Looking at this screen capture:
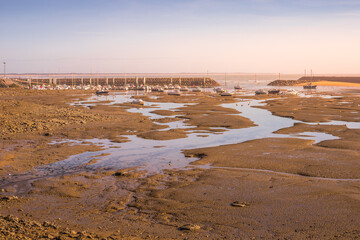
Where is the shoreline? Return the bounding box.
[296,80,360,87]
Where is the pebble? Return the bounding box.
[179,224,201,231]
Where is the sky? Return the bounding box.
[1,0,360,74]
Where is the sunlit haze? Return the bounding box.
[1,0,360,74]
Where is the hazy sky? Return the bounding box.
[1,0,360,74]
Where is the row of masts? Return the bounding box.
[21,76,210,87]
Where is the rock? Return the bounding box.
[113,171,128,177]
[42,221,57,228]
[230,201,249,207]
[43,233,55,239]
[0,196,19,201]
[30,220,41,227]
[179,224,201,231]
[4,215,19,224]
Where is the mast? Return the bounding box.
[225,72,227,87]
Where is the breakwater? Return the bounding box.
[14,77,220,87]
[268,76,360,86]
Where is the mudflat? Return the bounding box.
[0,88,359,239]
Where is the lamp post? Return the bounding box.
[3,62,6,78]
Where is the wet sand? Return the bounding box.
[1,88,360,239]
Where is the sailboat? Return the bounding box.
[234,82,242,90]
[303,83,317,89]
[303,70,317,89]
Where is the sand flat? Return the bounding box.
[296,80,360,87]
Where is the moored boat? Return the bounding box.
[255,89,266,95]
[191,87,202,92]
[96,90,109,95]
[268,89,280,94]
[167,90,181,96]
[214,87,225,93]
[303,83,317,89]
[131,99,145,105]
[234,84,242,90]
[220,91,232,96]
[180,86,189,91]
[285,89,298,95]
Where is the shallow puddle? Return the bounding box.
[307,120,360,129]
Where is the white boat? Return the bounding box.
[167,90,181,96]
[151,85,162,92]
[286,89,298,95]
[138,85,150,91]
[214,87,225,93]
[131,99,144,105]
[180,86,189,91]
[220,91,232,96]
[191,87,202,92]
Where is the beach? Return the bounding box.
[0,85,359,239]
[296,81,360,87]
